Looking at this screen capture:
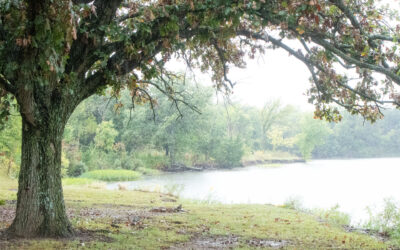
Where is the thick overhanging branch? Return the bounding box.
[72,0,93,5]
[329,0,363,33]
[79,41,164,101]
[237,30,400,107]
[368,34,397,42]
[66,0,123,76]
[310,36,400,85]
[0,73,16,95]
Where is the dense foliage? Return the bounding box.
[2,0,400,238]
[60,88,400,167]
[4,82,400,179]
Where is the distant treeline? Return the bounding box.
[314,110,400,159]
[1,81,400,178]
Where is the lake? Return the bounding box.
[107,158,400,224]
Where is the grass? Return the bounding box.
[62,178,106,189]
[282,197,351,226]
[80,169,142,182]
[62,178,97,186]
[0,170,17,201]
[0,171,393,249]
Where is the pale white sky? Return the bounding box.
[225,50,313,110]
[169,48,315,111]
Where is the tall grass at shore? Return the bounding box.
[81,169,142,181]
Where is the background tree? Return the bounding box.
[0,112,21,177]
[296,115,332,160]
[1,0,400,238]
[267,126,296,152]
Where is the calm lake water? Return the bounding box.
[107,158,400,224]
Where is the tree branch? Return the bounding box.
[311,36,400,85]
[72,0,93,5]
[237,30,400,107]
[65,0,123,77]
[0,74,16,95]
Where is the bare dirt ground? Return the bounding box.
[0,202,290,249]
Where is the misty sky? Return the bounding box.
[170,48,314,110]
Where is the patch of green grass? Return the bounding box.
[0,170,17,201]
[17,186,388,249]
[80,169,142,182]
[0,170,392,249]
[62,178,97,186]
[282,197,351,226]
[0,199,5,206]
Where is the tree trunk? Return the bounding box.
[165,144,169,156]
[7,159,11,177]
[7,112,73,237]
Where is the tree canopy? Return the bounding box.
[0,0,400,124]
[1,0,400,238]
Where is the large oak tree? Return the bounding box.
[1,0,400,237]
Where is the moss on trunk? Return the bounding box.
[8,110,73,237]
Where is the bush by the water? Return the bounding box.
[312,205,351,226]
[282,196,305,211]
[212,138,244,168]
[365,198,400,241]
[282,197,351,226]
[81,169,141,181]
[67,162,87,177]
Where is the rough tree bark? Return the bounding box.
[7,93,75,237]
[3,0,122,237]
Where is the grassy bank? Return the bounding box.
[81,169,142,182]
[0,172,393,249]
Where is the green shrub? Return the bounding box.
[133,151,169,169]
[127,158,145,170]
[67,162,87,177]
[281,198,350,226]
[312,204,351,226]
[81,169,142,181]
[282,196,304,211]
[0,199,5,206]
[365,198,400,239]
[212,138,244,168]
